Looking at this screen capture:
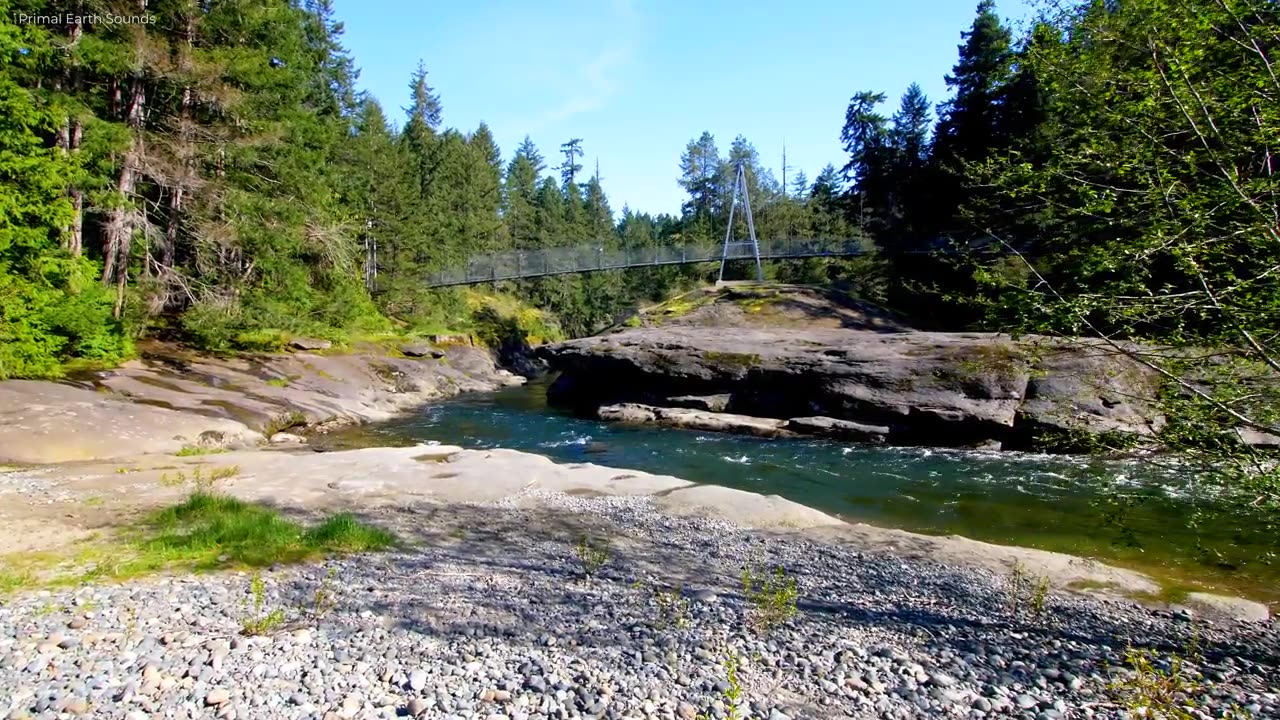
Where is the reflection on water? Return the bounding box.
[361,379,1277,603]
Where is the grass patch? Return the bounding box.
[1007,561,1052,618]
[265,376,294,388]
[741,565,798,633]
[0,567,36,593]
[175,445,228,457]
[574,534,611,577]
[240,572,286,636]
[1127,584,1194,606]
[119,493,397,574]
[0,495,396,595]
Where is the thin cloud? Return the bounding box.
[525,2,640,130]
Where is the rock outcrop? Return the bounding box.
[0,341,525,464]
[538,286,1169,452]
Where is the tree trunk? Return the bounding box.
[57,9,85,257]
[59,118,84,257]
[102,72,146,318]
[161,8,196,276]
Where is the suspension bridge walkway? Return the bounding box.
[423,237,871,288]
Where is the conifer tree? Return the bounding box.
[504,137,545,250]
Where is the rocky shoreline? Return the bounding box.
[0,315,1276,718]
[0,466,1277,720]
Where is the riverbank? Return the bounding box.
[0,339,526,465]
[1,445,1278,719]
[0,334,1273,615]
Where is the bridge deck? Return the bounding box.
[424,238,871,287]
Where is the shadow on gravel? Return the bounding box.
[272,500,1278,687]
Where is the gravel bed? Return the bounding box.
[0,469,74,504]
[1,490,1276,719]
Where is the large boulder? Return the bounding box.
[598,403,793,438]
[539,327,1166,452]
[289,337,332,351]
[785,416,890,443]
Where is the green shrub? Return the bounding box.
[740,565,798,632]
[240,572,286,636]
[1007,561,1052,618]
[0,258,130,379]
[574,534,611,577]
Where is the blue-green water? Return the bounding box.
[360,380,1277,602]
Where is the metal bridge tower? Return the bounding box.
[718,161,764,283]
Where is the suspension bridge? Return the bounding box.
[405,162,870,289]
[421,237,872,288]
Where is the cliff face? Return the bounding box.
[537,285,1166,452]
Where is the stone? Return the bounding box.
[409,669,428,691]
[597,404,793,438]
[400,344,446,359]
[666,394,732,412]
[785,416,890,443]
[289,337,333,351]
[538,290,1171,452]
[428,334,472,346]
[1179,592,1270,622]
[270,432,306,444]
[688,588,718,604]
[206,689,231,706]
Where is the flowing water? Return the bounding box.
[356,379,1278,604]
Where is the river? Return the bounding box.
[351,379,1277,604]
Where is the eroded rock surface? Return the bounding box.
[537,285,1171,452]
[542,325,1162,452]
[0,342,525,464]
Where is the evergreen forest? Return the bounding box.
[2,0,1277,444]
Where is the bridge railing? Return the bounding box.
[424,237,874,287]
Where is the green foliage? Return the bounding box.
[307,566,340,620]
[696,650,750,720]
[240,572,287,636]
[1007,561,1051,619]
[574,534,611,577]
[962,0,1280,539]
[654,584,692,630]
[0,11,128,379]
[1106,634,1251,720]
[126,492,396,573]
[740,565,798,632]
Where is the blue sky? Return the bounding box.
[334,0,1036,216]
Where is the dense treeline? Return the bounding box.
[0,0,863,377]
[836,0,1278,512]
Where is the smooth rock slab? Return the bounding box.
[784,416,890,443]
[597,403,794,438]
